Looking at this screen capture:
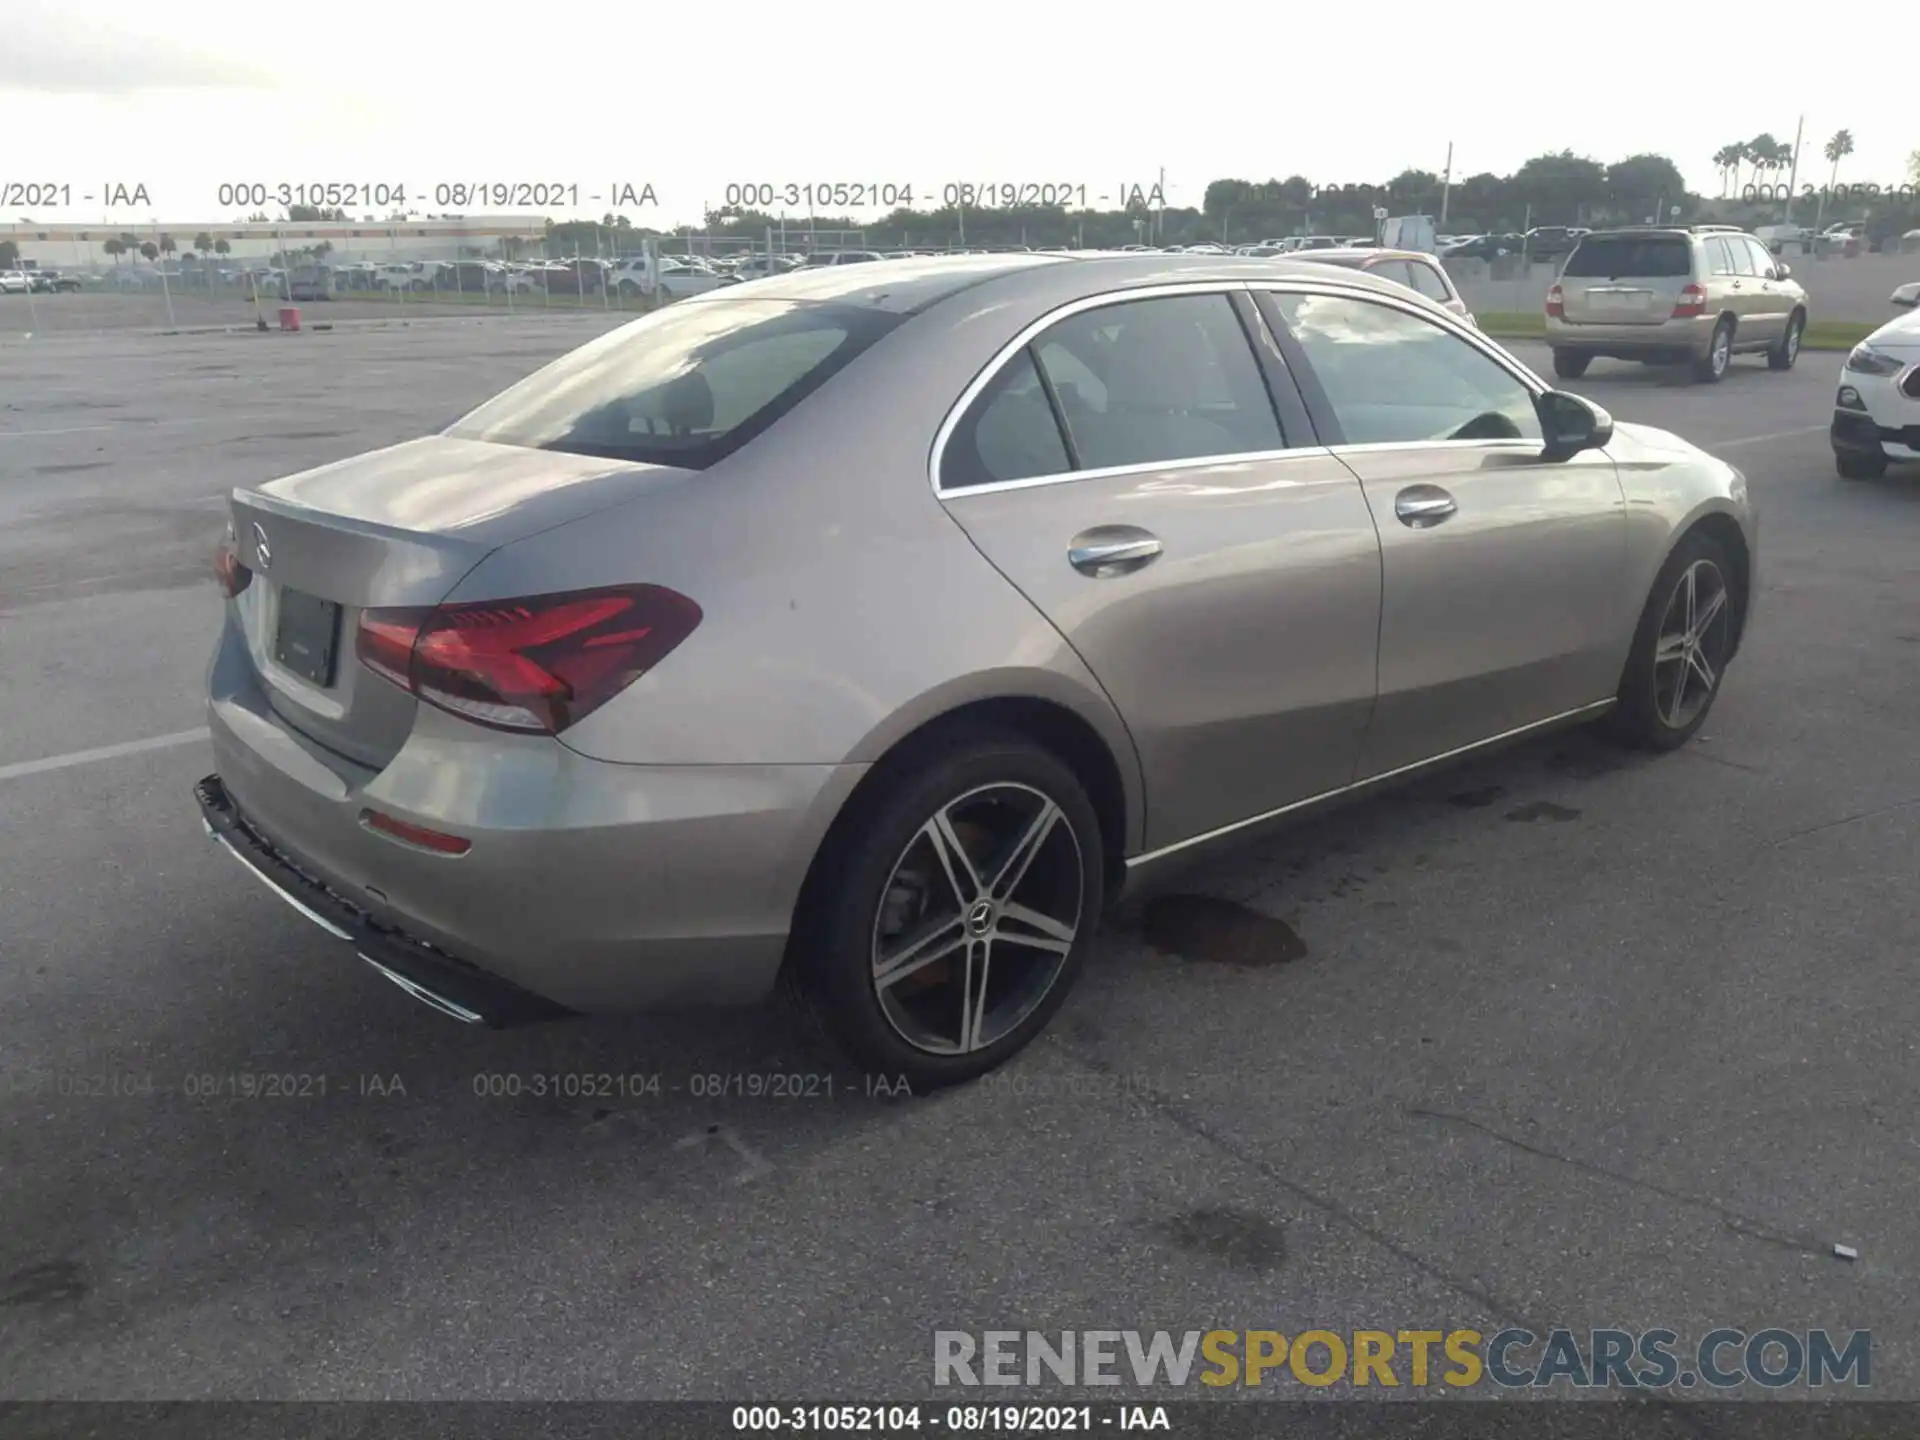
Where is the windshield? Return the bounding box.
[444,297,901,469]
[1563,235,1692,279]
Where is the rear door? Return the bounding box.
[1558,233,1694,326]
[1716,235,1770,341]
[935,285,1384,851]
[1259,285,1629,778]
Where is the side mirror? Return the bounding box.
[1537,390,1613,461]
[1775,263,1793,279]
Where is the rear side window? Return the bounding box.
[1407,261,1452,302]
[1030,294,1284,470]
[1704,237,1738,275]
[446,298,900,469]
[940,350,1072,490]
[1562,236,1693,279]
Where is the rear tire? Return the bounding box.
[1606,528,1740,751]
[1692,318,1735,383]
[1768,311,1805,370]
[788,732,1104,1092]
[1551,349,1591,379]
[1836,450,1887,480]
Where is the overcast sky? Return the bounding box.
[2,0,1913,228]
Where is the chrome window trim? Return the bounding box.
[930,277,1551,498]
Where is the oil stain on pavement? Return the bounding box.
[0,1258,87,1307]
[1505,801,1582,823]
[1140,894,1307,968]
[1151,1206,1287,1274]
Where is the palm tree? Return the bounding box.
[102,237,126,266]
[213,238,231,258]
[1823,130,1854,192]
[1712,144,1744,198]
[157,234,177,262]
[118,232,142,263]
[139,242,159,263]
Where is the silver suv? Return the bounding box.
[1545,227,1809,383]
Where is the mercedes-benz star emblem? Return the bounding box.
[965,899,995,937]
[252,522,272,571]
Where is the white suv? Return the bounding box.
[1832,302,1920,480]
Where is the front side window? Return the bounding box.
[447,298,899,469]
[1027,293,1283,471]
[1271,292,1543,447]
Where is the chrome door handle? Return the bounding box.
[1394,487,1457,528]
[1068,527,1163,577]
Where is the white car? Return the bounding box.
[1831,302,1920,480]
[1892,281,1919,310]
[0,270,30,294]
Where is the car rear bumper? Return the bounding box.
[1546,314,1717,357]
[203,623,866,1018]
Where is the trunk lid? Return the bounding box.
[1557,233,1695,327]
[227,434,690,769]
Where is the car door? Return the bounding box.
[1710,235,1767,342]
[1740,235,1790,341]
[1257,286,1629,779]
[935,286,1384,852]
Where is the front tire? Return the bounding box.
[790,732,1104,1091]
[1607,529,1740,751]
[1836,450,1887,480]
[1552,349,1591,379]
[1768,311,1804,370]
[1693,318,1735,383]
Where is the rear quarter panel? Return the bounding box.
[440,286,1148,848]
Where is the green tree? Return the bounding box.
[0,239,17,269]
[194,230,214,254]
[118,232,141,262]
[213,238,231,258]
[1509,150,1608,223]
[157,234,177,259]
[139,241,159,262]
[1606,154,1688,220]
[102,237,126,265]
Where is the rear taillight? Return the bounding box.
[1545,284,1564,319]
[1672,284,1707,319]
[355,584,702,735]
[215,523,251,597]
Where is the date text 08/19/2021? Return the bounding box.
[731,1405,1169,1432]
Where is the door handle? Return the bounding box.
[1394,487,1457,528]
[1730,281,1743,289]
[1068,527,1163,577]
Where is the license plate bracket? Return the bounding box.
[274,588,342,687]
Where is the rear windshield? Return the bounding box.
[1562,236,1692,279]
[445,298,901,469]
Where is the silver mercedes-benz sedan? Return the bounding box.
[197,253,1757,1088]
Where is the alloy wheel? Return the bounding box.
[1784,321,1801,363]
[870,783,1084,1055]
[1652,559,1733,730]
[1711,328,1732,377]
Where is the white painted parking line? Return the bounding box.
[1712,425,1828,452]
[0,727,209,784]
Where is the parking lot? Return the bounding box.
[3,313,1918,1405]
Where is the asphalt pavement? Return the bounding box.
[2,318,1917,1403]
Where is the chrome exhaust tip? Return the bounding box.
[359,954,485,1024]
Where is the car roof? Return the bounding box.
[1292,247,1438,265]
[683,251,1433,320]
[1578,227,1703,240]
